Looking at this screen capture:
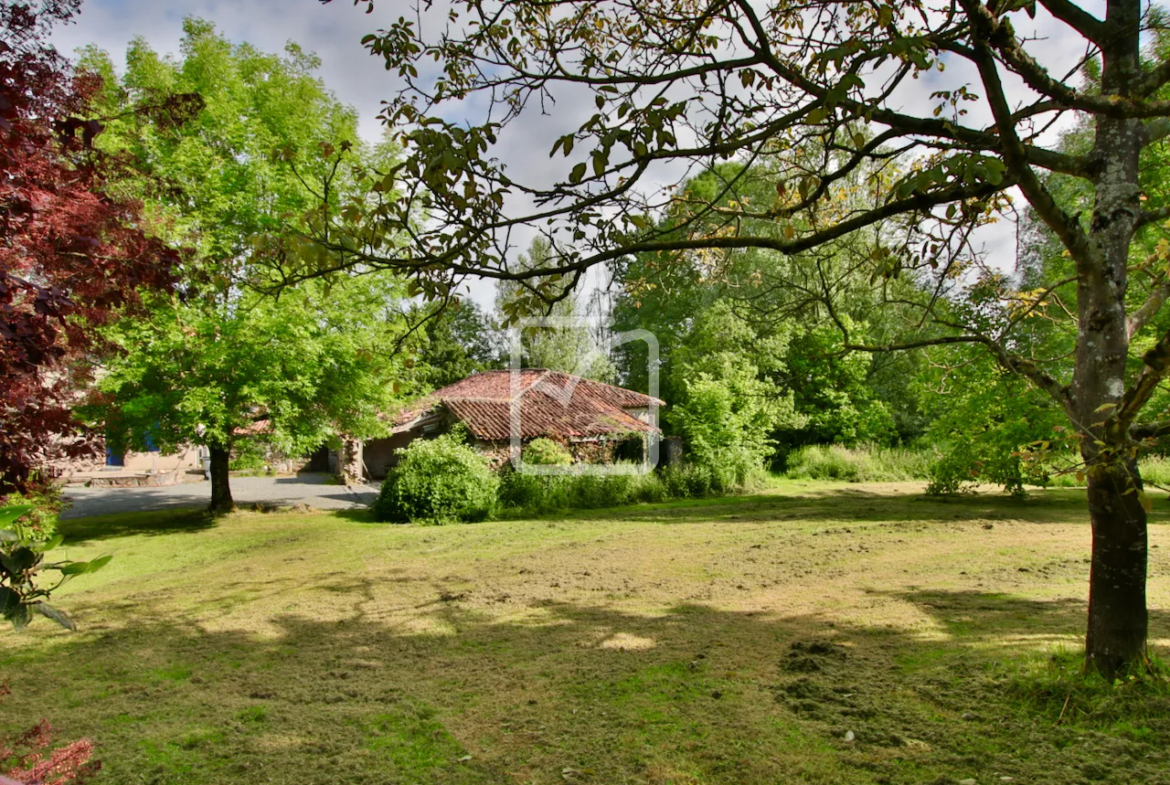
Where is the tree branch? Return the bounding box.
[981,7,1169,119]
[1115,326,1170,435]
[847,332,1072,413]
[1145,116,1170,145]
[1135,58,1170,98]
[963,0,1095,270]
[1129,420,1170,440]
[1037,0,1107,43]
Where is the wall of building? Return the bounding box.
[52,445,201,482]
[363,430,422,479]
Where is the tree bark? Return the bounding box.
[1076,0,1147,679]
[1084,461,1148,679]
[208,443,234,513]
[338,437,364,486]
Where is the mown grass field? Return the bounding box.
[2,481,1169,785]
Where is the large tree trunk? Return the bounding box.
[208,444,234,513]
[1084,461,1148,679]
[1075,0,1147,679]
[338,437,364,486]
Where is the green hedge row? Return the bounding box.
[371,435,737,524]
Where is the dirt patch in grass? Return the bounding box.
[1,483,1168,784]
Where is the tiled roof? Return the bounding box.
[393,370,663,441]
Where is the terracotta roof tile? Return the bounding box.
[393,369,662,441]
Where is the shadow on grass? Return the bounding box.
[328,507,377,524]
[57,508,218,544]
[5,578,1167,785]
[578,486,1118,528]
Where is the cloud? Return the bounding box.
[57,0,1115,308]
[55,0,509,305]
[58,0,396,138]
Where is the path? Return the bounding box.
[61,474,377,519]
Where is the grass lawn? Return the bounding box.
[2,481,1169,785]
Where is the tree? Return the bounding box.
[412,298,498,389]
[0,0,184,495]
[80,21,409,512]
[609,164,927,454]
[85,278,408,512]
[313,0,1170,678]
[495,236,616,380]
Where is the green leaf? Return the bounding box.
[35,534,64,553]
[569,162,587,184]
[0,529,18,543]
[0,505,32,529]
[55,554,113,576]
[0,547,39,576]
[7,602,32,632]
[592,151,608,177]
[629,214,652,231]
[33,602,77,631]
[0,586,20,614]
[87,554,113,573]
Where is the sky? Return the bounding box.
[55,0,1110,314]
[55,0,392,139]
[54,0,608,309]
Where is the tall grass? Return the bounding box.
[785,445,1170,489]
[496,463,741,518]
[782,444,936,483]
[1044,453,1170,488]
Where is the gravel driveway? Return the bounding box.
[61,474,377,520]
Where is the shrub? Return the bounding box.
[2,484,64,540]
[372,435,498,524]
[669,370,778,489]
[1,684,101,784]
[660,463,726,497]
[1,503,111,631]
[497,464,675,516]
[523,438,573,466]
[497,462,736,517]
[1141,455,1170,486]
[497,467,558,511]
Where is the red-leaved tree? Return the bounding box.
[0,683,99,785]
[0,0,182,493]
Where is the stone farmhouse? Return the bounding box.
[353,369,664,480]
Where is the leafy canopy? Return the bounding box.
[81,21,412,460]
